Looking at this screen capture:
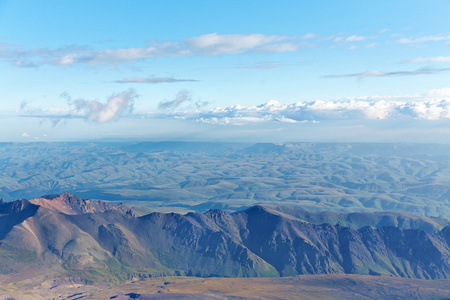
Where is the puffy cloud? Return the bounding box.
[19,87,450,128]
[115,77,198,84]
[157,89,450,125]
[70,89,137,123]
[427,87,450,98]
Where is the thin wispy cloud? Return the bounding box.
[184,33,293,55]
[0,33,305,67]
[0,45,91,67]
[0,31,371,68]
[158,90,192,110]
[198,61,306,70]
[230,62,306,70]
[324,67,450,80]
[334,35,367,43]
[114,77,199,84]
[158,89,208,110]
[403,56,450,63]
[397,35,450,44]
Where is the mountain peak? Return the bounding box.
[30,193,134,215]
[0,198,37,214]
[244,205,275,215]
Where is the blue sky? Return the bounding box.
[1,0,450,142]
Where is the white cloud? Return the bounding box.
[160,88,450,125]
[158,89,208,110]
[325,67,450,79]
[427,87,450,98]
[198,115,273,125]
[115,77,198,84]
[397,35,450,44]
[1,33,304,67]
[71,89,137,123]
[403,56,450,63]
[334,35,367,43]
[21,132,30,137]
[185,33,289,55]
[19,87,450,127]
[301,33,317,39]
[204,61,306,70]
[345,35,366,42]
[159,90,192,110]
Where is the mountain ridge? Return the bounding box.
[1,193,450,285]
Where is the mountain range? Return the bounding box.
[1,192,450,287]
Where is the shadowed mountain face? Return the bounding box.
[272,206,450,234]
[1,193,450,283]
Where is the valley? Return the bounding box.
[1,142,450,218]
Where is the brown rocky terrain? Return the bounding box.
[1,193,450,287]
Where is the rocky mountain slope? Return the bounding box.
[1,193,450,284]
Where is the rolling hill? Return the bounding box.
[1,142,450,219]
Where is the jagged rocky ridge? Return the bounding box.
[1,193,450,282]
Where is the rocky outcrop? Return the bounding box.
[30,192,136,216]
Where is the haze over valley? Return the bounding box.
[2,142,450,218]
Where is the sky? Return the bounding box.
[1,0,450,142]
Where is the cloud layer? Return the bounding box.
[189,98,450,125]
[19,88,450,126]
[158,88,450,125]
